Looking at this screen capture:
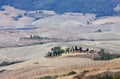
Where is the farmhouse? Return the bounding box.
[25,34,39,38]
[65,46,97,54]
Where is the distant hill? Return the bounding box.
[0,0,120,16]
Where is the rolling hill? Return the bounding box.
[0,1,120,79]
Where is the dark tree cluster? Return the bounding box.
[46,46,65,57]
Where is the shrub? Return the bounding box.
[95,29,102,33]
[94,57,101,60]
[73,71,120,79]
[0,70,6,73]
[67,71,77,76]
[83,70,90,74]
[113,76,120,79]
[0,61,23,67]
[94,50,120,60]
[101,53,120,60]
[37,76,54,79]
[90,39,95,41]
[84,71,120,79]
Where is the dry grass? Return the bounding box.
[0,57,120,79]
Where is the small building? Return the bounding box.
[25,34,39,38]
[89,50,95,53]
[82,49,87,53]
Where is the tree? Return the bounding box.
[46,52,52,57]
[79,47,82,52]
[100,48,105,54]
[47,46,65,57]
[65,48,69,53]
[75,46,78,51]
[86,48,89,52]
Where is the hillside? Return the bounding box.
[0,0,120,16]
[0,1,120,79]
[0,6,120,48]
[0,41,120,79]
